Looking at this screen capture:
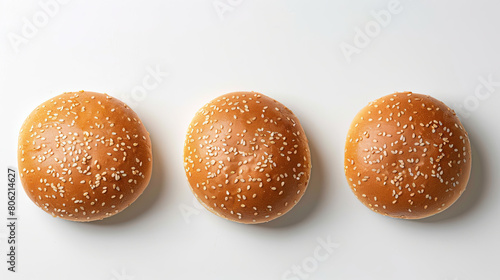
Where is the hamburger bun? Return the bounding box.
[183,92,312,224]
[18,91,153,222]
[344,92,472,219]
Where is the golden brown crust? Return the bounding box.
[184,92,311,224]
[344,92,471,219]
[18,91,153,222]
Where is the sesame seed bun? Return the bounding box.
[17,91,153,222]
[183,92,312,224]
[344,92,472,219]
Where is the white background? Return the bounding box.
[1,0,499,279]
